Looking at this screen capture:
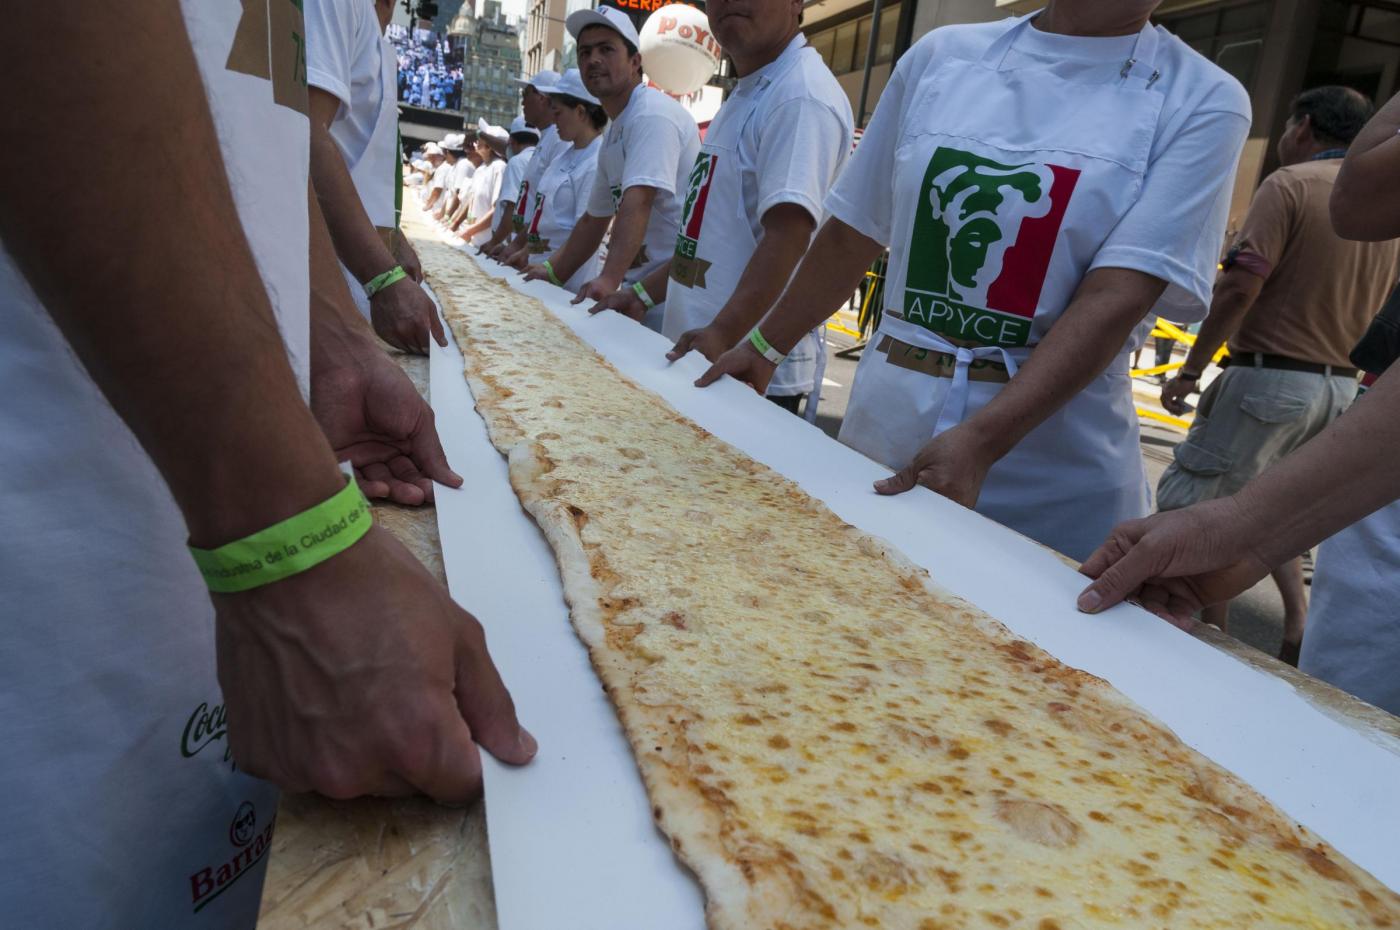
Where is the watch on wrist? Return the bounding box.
[1178,370,1200,382]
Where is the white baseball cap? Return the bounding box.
[476,118,510,143]
[513,69,562,93]
[566,6,640,49]
[508,115,540,139]
[440,132,466,150]
[422,142,443,156]
[548,68,601,107]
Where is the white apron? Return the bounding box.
[0,1,298,925]
[839,16,1163,561]
[663,50,826,416]
[528,139,603,293]
[1301,382,1400,716]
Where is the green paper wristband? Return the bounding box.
[632,281,656,309]
[188,477,373,594]
[543,260,563,287]
[748,326,786,365]
[364,265,407,299]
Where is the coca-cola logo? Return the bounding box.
[181,702,228,759]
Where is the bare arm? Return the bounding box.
[696,217,885,392]
[1159,267,1265,414]
[309,88,395,284]
[875,267,1164,503]
[594,185,658,290]
[0,2,529,800]
[1079,364,1400,618]
[533,212,610,285]
[668,203,817,361]
[1331,91,1400,241]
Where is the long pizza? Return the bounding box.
[420,240,1400,929]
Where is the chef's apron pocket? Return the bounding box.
[1173,439,1233,476]
[1240,391,1311,424]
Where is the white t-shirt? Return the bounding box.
[514,124,567,234]
[586,84,701,285]
[495,145,535,230]
[0,2,304,927]
[528,135,604,291]
[450,156,476,195]
[426,160,450,200]
[663,34,852,396]
[305,0,398,228]
[468,157,506,245]
[826,19,1252,327]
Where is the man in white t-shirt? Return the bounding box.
[456,122,510,247]
[593,0,852,418]
[1,5,534,925]
[422,141,453,209]
[524,7,700,329]
[444,131,481,227]
[307,0,443,354]
[480,116,539,255]
[492,69,566,260]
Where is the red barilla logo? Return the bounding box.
[188,802,275,913]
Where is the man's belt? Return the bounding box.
[875,335,1012,383]
[1223,352,1359,379]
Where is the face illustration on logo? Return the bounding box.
[926,159,1053,307]
[904,146,1080,348]
[229,802,257,848]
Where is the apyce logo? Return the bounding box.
[902,146,1079,348]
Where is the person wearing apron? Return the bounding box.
[589,4,853,424]
[516,70,607,293]
[478,117,538,256]
[459,124,510,249]
[700,3,1251,561]
[1,3,534,925]
[492,69,566,263]
[307,0,443,356]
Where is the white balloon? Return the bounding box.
[639,5,722,97]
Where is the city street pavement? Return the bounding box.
[809,330,1289,661]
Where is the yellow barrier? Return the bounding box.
[1128,318,1227,380]
[1136,406,1193,430]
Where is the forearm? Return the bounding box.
[0,1,343,547]
[965,268,1163,461]
[760,218,882,352]
[1182,286,1257,373]
[487,204,516,246]
[461,214,493,239]
[1332,92,1400,241]
[310,116,395,283]
[547,214,609,283]
[1237,366,1400,565]
[598,190,657,285]
[309,185,378,381]
[709,221,812,340]
[639,262,670,303]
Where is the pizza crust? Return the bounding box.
[421,241,1400,930]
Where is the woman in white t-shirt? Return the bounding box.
[512,70,606,293]
[700,1,1251,562]
[458,128,508,248]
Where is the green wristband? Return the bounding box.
[364,265,407,299]
[188,477,372,594]
[748,326,786,365]
[543,259,563,287]
[632,281,656,309]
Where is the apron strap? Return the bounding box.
[981,13,1162,86]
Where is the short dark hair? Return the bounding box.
[510,131,539,145]
[621,36,639,58]
[1291,86,1374,147]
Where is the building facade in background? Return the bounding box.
[525,0,569,73]
[458,0,526,128]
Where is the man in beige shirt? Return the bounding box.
[1157,85,1400,662]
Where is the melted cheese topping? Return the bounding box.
[421,241,1400,930]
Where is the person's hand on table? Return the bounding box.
[520,261,552,283]
[873,425,995,508]
[311,345,462,506]
[370,275,447,355]
[571,274,623,308]
[1160,373,1196,416]
[695,340,777,395]
[667,323,738,364]
[485,241,507,261]
[217,525,537,803]
[586,285,647,323]
[394,235,424,284]
[1076,497,1273,628]
[502,248,528,271]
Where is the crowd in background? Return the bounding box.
[388,22,462,111]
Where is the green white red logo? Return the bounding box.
[671,151,718,287]
[904,146,1079,347]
